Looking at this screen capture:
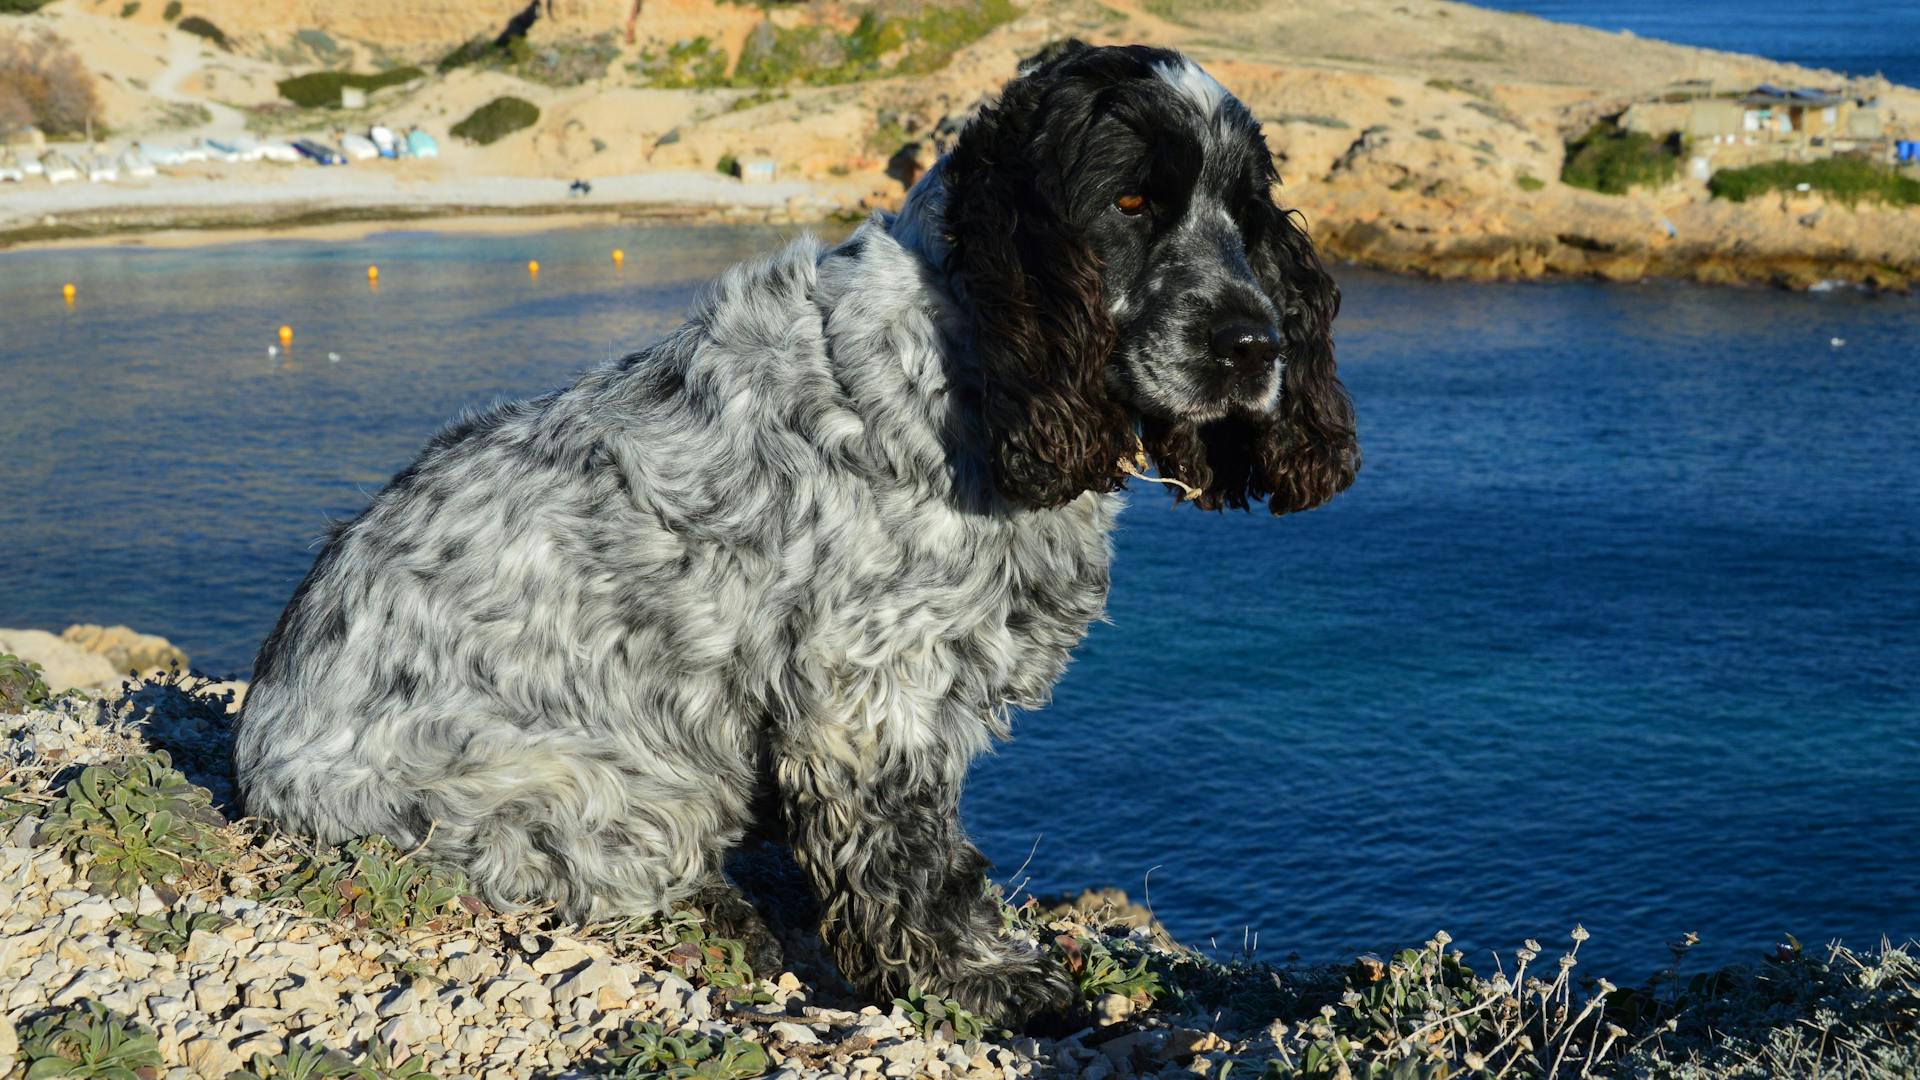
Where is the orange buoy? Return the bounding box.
[278,325,294,345]
[612,248,625,265]
[367,265,379,281]
[61,283,76,304]
[528,259,541,276]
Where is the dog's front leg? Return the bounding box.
[776,750,1076,1026]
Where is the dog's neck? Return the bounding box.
[885,159,953,277]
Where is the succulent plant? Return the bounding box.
[0,652,53,712]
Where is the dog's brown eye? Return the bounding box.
[1115,194,1147,216]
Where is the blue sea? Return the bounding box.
[3,225,1915,977]
[1473,0,1920,89]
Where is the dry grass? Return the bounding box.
[0,30,101,136]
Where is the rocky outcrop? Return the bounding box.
[0,629,121,693]
[0,625,201,693]
[60,624,190,680]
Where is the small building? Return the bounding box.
[1741,85,1861,140]
[1624,84,1887,156]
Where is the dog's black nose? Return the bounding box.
[1209,321,1282,369]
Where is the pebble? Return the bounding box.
[772,1020,821,1044]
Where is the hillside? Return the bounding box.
[2,0,1918,286]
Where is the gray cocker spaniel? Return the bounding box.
[237,41,1358,1025]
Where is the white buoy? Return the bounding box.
[1830,337,1846,348]
[328,352,342,363]
[268,345,279,357]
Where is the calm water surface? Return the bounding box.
[2,225,1916,975]
[1473,0,1920,88]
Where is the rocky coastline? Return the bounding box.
[2,626,1917,1078]
[8,0,1920,291]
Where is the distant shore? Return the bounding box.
[0,167,859,249]
[10,172,1917,294]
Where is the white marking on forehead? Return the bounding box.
[1152,59,1228,116]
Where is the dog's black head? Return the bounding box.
[943,40,1359,514]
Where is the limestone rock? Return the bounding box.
[0,628,120,692]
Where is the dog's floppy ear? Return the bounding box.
[943,51,1134,509]
[1244,195,1358,514]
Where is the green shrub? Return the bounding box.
[435,35,497,73]
[715,152,738,177]
[0,0,57,12]
[276,66,423,108]
[1516,172,1545,191]
[119,3,140,17]
[162,0,180,18]
[15,1001,164,1079]
[1708,155,1920,207]
[1561,123,1682,194]
[449,95,539,145]
[176,14,228,49]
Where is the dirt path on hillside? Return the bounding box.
[147,32,250,140]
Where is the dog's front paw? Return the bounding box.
[1007,961,1088,1036]
[937,946,1083,1031]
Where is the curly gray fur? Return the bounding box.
[236,178,1100,1020]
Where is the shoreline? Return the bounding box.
[8,185,1915,294]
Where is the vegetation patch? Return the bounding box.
[1141,0,1262,24]
[638,0,1017,90]
[1561,123,1682,194]
[892,987,988,1042]
[1708,155,1920,207]
[15,1000,165,1079]
[449,95,539,145]
[0,31,101,136]
[513,32,621,87]
[121,906,231,953]
[40,752,230,895]
[233,1039,441,1080]
[1516,172,1545,191]
[1273,113,1350,130]
[593,1021,767,1079]
[264,835,479,932]
[161,0,180,18]
[634,35,727,89]
[276,67,423,109]
[434,35,496,74]
[176,14,228,49]
[0,652,54,712]
[1054,932,1163,1005]
[0,0,56,12]
[1423,77,1489,100]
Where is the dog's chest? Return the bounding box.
[806,490,1117,721]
